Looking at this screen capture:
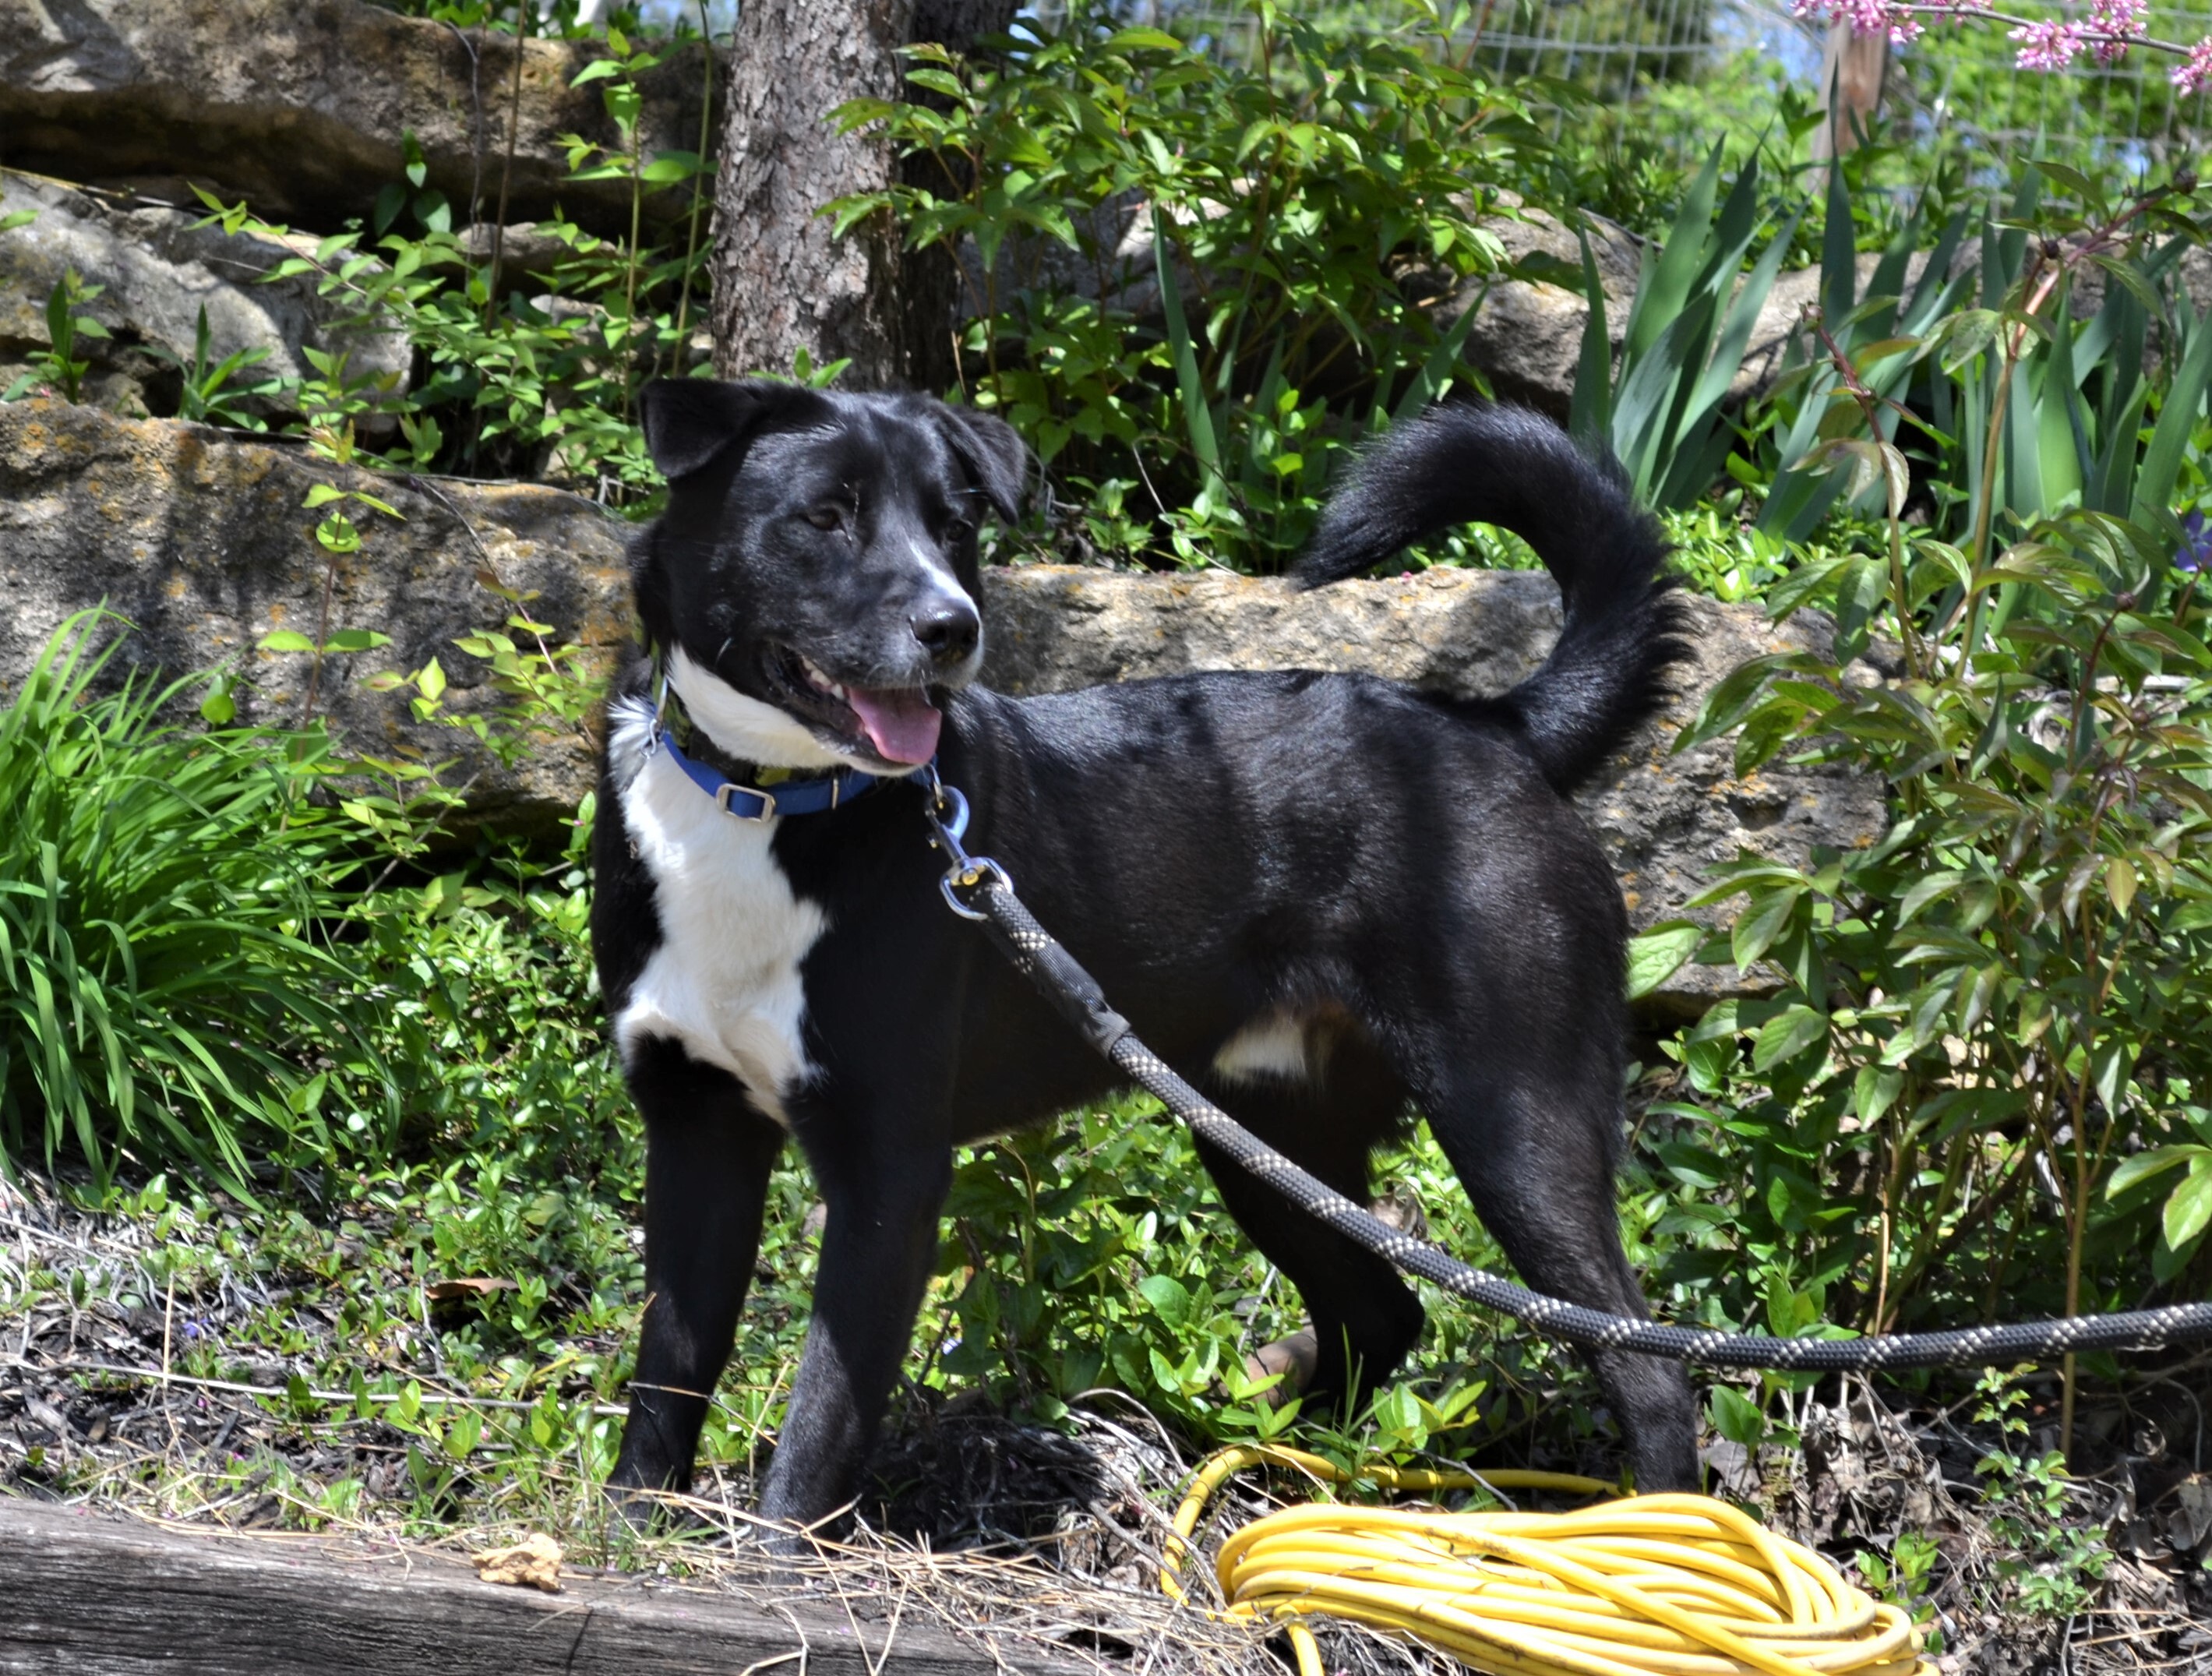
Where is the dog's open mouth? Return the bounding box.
[765,644,942,766]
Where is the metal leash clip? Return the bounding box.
[922,764,1012,923]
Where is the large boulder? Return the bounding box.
[0,0,717,239]
[979,566,1888,1014]
[0,402,1886,1011]
[1,171,411,421]
[1452,206,1642,420]
[0,398,632,834]
[1443,209,1905,422]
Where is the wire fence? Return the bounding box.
[1024,0,2212,171]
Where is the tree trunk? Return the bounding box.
[710,0,1016,390]
[1812,20,1888,167]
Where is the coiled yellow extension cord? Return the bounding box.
[1162,1446,1932,1676]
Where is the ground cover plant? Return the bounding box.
[0,616,377,1198]
[9,0,2212,1667]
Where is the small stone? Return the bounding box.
[473,1532,563,1593]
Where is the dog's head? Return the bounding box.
[633,379,1026,774]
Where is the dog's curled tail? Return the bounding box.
[1293,402,1687,795]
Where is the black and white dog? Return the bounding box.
[591,378,1699,1532]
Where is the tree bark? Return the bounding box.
[1812,20,1888,167]
[710,0,1016,390]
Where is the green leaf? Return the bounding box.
[1151,210,1220,489]
[2106,856,2137,918]
[1708,1385,1766,1450]
[257,630,317,654]
[2030,161,2101,204]
[1105,27,1184,51]
[2090,1036,2134,1119]
[904,68,966,98]
[1731,886,1804,971]
[1566,227,1614,447]
[1136,1274,1191,1329]
[2164,1158,2212,1250]
[1854,1064,1903,1126]
[1752,1004,1828,1073]
[2108,1145,2204,1199]
[2134,302,2212,527]
[1626,921,1704,1000]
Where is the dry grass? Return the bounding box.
[6,1166,2212,1674]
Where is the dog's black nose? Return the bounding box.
[912,602,981,665]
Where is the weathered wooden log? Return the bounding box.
[0,1495,1077,1674]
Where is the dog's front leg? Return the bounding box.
[609,1038,785,1504]
[758,1130,951,1537]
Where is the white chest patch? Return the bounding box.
[607,697,825,1126]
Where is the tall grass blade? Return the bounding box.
[1152,209,1222,492]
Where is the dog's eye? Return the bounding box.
[943,516,974,544]
[803,505,845,533]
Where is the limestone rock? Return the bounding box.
[0,399,631,834]
[1445,211,1898,421]
[979,565,1888,1014]
[0,403,1887,1012]
[0,0,717,238]
[1451,206,1642,420]
[0,171,410,421]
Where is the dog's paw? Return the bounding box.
[1243,1327,1321,1407]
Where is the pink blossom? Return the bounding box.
[2090,0,2146,62]
[2089,0,2147,36]
[1792,0,1915,39]
[2009,18,2087,69]
[2173,35,2212,94]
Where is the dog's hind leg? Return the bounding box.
[1195,1054,1425,1416]
[1422,1067,1700,1493]
[609,1037,787,1503]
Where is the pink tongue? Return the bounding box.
[846,686,942,765]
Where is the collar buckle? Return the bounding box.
[715,782,778,821]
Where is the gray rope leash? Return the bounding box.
[922,775,2212,1372]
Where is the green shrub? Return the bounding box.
[0,613,377,1193]
[835,0,1536,570]
[347,817,628,1177]
[1631,191,2212,1435]
[190,24,716,500]
[1646,513,2212,1336]
[1750,168,2212,553]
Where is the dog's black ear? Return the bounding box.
[640,378,794,482]
[933,403,1028,524]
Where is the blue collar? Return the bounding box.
[654,726,891,820]
[643,669,897,821]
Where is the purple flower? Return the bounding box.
[2176,37,2212,94]
[2011,19,2089,69]
[2178,510,2212,573]
[2090,0,2146,61]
